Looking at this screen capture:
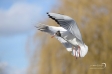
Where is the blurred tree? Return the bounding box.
[27,0,112,74]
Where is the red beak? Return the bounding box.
[51,35,55,38]
[51,34,55,38]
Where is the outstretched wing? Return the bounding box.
[47,12,83,44]
[35,23,72,51]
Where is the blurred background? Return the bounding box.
[0,0,112,74]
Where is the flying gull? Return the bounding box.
[36,12,88,59]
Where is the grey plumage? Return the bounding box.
[56,37,73,51]
[35,23,53,34]
[47,13,84,44]
[35,13,88,57]
[36,23,73,51]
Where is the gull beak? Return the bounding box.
[51,34,55,38]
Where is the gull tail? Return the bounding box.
[80,44,88,57]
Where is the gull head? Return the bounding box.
[55,31,61,37]
[51,31,61,38]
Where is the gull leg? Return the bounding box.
[72,46,77,59]
[78,45,81,57]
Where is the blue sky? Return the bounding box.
[0,0,58,74]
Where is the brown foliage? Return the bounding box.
[27,0,112,74]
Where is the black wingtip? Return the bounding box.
[46,12,49,15]
[47,12,51,17]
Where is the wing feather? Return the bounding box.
[55,36,72,51]
[47,12,83,44]
[36,23,72,51]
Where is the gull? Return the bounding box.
[35,12,88,59]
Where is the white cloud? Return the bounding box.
[0,62,26,74]
[0,2,41,35]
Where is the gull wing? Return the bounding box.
[47,12,83,44]
[35,23,72,51]
[56,36,72,51]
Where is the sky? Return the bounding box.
[0,0,58,74]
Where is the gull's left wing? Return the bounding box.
[47,12,83,44]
